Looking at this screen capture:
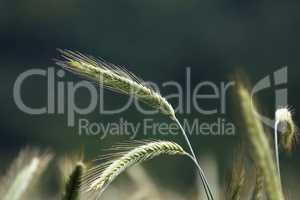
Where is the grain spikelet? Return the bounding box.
[56,49,175,118]
[63,162,86,200]
[81,141,187,199]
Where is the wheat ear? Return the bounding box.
[56,49,175,117]
[237,84,284,200]
[252,167,264,200]
[62,162,86,200]
[227,149,245,200]
[0,148,53,200]
[275,108,298,153]
[273,107,298,181]
[81,141,187,199]
[56,49,214,200]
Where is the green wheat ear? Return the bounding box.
[63,162,86,200]
[236,83,284,200]
[81,141,189,199]
[252,167,265,200]
[55,49,175,117]
[227,147,245,200]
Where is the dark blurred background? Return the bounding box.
[0,0,300,197]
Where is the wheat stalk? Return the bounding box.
[56,49,214,200]
[81,141,187,199]
[237,84,284,200]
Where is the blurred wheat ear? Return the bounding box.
[126,165,162,200]
[251,167,265,200]
[227,148,246,200]
[275,107,298,154]
[273,107,298,182]
[62,162,86,200]
[0,148,53,200]
[236,83,284,200]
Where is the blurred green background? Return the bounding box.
[0,0,300,197]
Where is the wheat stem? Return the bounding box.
[274,120,281,181]
[174,117,214,200]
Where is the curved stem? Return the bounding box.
[174,117,214,200]
[274,121,281,182]
[186,154,215,200]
